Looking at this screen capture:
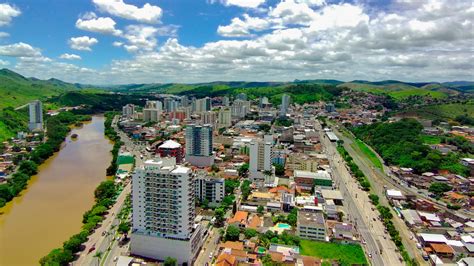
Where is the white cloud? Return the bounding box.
[92,0,162,23]
[0,59,10,66]
[0,42,41,57]
[0,3,21,26]
[121,25,159,52]
[112,41,123,47]
[59,53,82,60]
[218,14,271,37]
[76,13,122,36]
[209,0,266,8]
[0,32,9,38]
[69,36,98,51]
[295,0,326,7]
[9,0,474,83]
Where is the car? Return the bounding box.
[373,217,376,221]
[209,252,213,259]
[113,257,118,262]
[368,253,372,258]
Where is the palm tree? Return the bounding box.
[93,251,103,266]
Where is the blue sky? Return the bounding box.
[0,0,472,84]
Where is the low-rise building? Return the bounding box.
[195,172,225,206]
[297,210,327,241]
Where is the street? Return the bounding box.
[317,122,402,266]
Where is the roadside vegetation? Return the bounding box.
[350,118,469,176]
[352,139,384,172]
[336,143,417,265]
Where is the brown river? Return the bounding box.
[0,115,112,266]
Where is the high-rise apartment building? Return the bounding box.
[28,100,43,131]
[193,97,211,113]
[201,111,217,125]
[231,99,251,119]
[217,108,232,128]
[122,104,135,118]
[143,100,162,122]
[279,94,290,118]
[195,171,225,206]
[185,124,214,167]
[249,135,274,185]
[131,158,203,265]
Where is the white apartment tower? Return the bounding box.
[195,171,225,206]
[280,94,290,118]
[185,124,214,167]
[131,158,203,265]
[28,100,43,131]
[143,100,163,122]
[122,104,135,118]
[217,108,232,128]
[249,134,273,172]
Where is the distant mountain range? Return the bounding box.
[0,68,473,109]
[0,68,97,109]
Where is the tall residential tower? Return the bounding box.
[131,158,203,265]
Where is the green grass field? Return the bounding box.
[397,102,474,120]
[420,134,442,144]
[342,82,449,100]
[300,240,368,265]
[352,139,384,172]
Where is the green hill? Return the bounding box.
[396,102,474,121]
[0,68,90,109]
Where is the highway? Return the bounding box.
[317,121,403,266]
[333,128,427,264]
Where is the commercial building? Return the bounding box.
[294,170,332,191]
[279,94,290,118]
[195,172,225,206]
[185,124,214,167]
[143,100,163,122]
[131,158,203,265]
[157,140,184,163]
[297,210,327,241]
[122,104,135,118]
[28,100,43,131]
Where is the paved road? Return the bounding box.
[74,184,131,266]
[317,122,402,266]
[195,227,220,266]
[334,128,427,265]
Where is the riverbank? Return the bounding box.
[0,116,113,266]
[40,113,123,265]
[0,111,91,208]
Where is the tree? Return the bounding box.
[118,221,130,234]
[164,257,177,266]
[18,160,38,176]
[360,179,371,191]
[369,194,379,205]
[286,208,298,226]
[238,163,249,177]
[0,184,13,202]
[63,231,88,253]
[273,163,285,176]
[225,225,240,241]
[257,205,264,214]
[40,248,73,266]
[429,182,452,197]
[244,228,258,239]
[214,208,225,226]
[211,164,219,172]
[94,180,116,203]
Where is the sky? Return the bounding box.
[0,0,472,84]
